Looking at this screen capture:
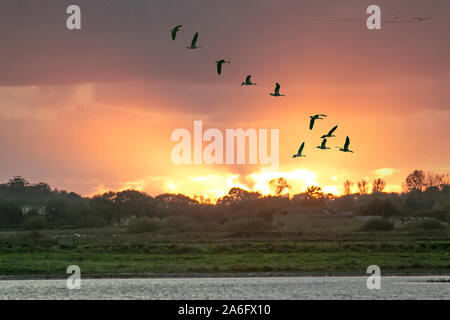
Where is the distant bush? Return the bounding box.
[223,217,274,233]
[360,218,394,232]
[76,215,107,228]
[127,218,161,234]
[404,218,445,231]
[357,198,400,217]
[160,216,199,232]
[22,216,48,230]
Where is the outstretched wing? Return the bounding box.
[191,32,198,47]
[344,136,350,149]
[328,125,338,135]
[275,82,280,95]
[298,142,305,154]
[217,62,222,75]
[309,117,315,130]
[171,25,182,40]
[321,138,327,148]
[246,75,251,83]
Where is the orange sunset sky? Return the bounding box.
[0,0,449,200]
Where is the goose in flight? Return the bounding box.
[270,83,285,96]
[292,142,306,158]
[170,25,183,40]
[385,15,431,23]
[337,136,354,153]
[411,16,431,22]
[187,32,201,49]
[241,75,257,86]
[309,114,327,130]
[215,59,230,75]
[316,138,330,150]
[321,125,338,138]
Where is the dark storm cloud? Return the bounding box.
[0,0,448,116]
[0,0,279,85]
[0,0,448,84]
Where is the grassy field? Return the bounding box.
[0,228,449,278]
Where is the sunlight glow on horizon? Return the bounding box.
[95,166,408,203]
[108,169,343,202]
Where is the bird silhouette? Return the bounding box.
[411,16,431,22]
[337,136,354,153]
[170,25,183,40]
[215,59,230,75]
[187,32,201,49]
[292,142,306,158]
[316,138,330,150]
[385,15,432,23]
[270,83,285,96]
[309,114,327,130]
[241,75,257,86]
[321,125,338,138]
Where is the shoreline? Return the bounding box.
[2,270,450,281]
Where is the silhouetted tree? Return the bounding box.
[441,173,450,186]
[424,171,443,189]
[7,176,29,188]
[155,193,198,216]
[115,190,156,220]
[343,180,353,195]
[358,198,399,217]
[372,178,386,193]
[300,186,326,207]
[269,178,291,196]
[305,186,324,200]
[216,187,261,205]
[90,191,119,224]
[357,179,369,194]
[404,170,426,192]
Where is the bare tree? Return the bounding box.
[343,180,353,196]
[404,170,426,192]
[305,185,324,200]
[372,178,386,193]
[357,179,369,194]
[441,173,450,186]
[424,171,443,189]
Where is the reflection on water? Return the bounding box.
[0,276,449,300]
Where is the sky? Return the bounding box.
[0,0,449,200]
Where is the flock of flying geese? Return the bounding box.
[170,25,353,159]
[293,116,353,158]
[170,25,285,95]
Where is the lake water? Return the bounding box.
[0,276,449,300]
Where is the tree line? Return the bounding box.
[0,169,448,230]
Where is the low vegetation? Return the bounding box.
[0,230,449,277]
[0,169,448,277]
[360,218,394,232]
